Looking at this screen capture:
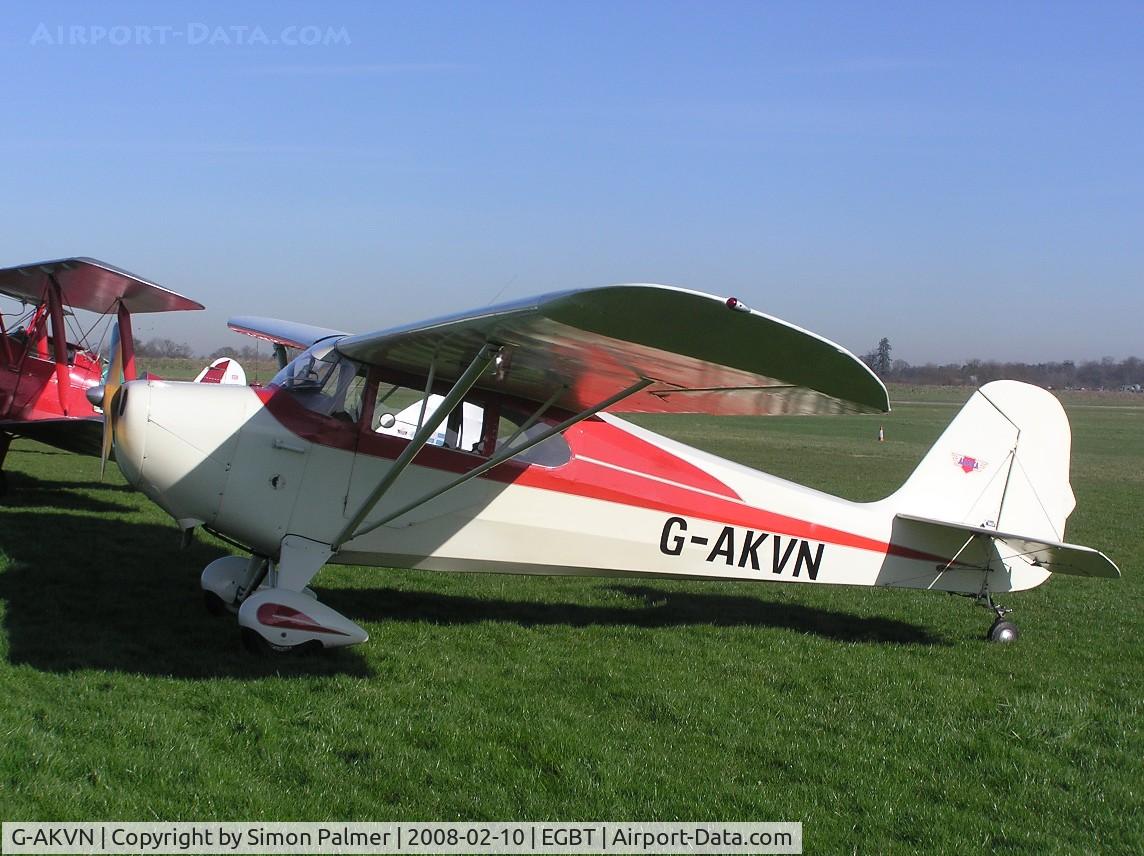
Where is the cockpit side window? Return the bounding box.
[271,341,366,423]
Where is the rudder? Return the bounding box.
[890,381,1075,543]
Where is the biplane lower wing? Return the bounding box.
[331,284,889,416]
[0,416,103,457]
[895,513,1121,579]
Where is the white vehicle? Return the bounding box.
[92,285,1119,653]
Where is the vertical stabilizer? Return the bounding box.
[890,381,1075,542]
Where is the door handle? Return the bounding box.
[272,438,307,454]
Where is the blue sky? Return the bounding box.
[1,1,1140,363]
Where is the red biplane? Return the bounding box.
[0,257,203,492]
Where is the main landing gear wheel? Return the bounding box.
[987,619,1020,644]
[240,627,323,657]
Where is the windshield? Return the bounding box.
[271,339,365,421]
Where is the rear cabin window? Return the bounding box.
[370,380,570,468]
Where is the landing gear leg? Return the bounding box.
[979,590,1019,643]
[236,536,368,654]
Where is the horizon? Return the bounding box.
[2,2,1140,364]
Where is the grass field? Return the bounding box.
[0,393,1141,853]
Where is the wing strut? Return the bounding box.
[117,301,136,380]
[333,376,653,550]
[333,344,500,549]
[46,275,70,415]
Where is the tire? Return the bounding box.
[240,627,323,656]
[987,619,1020,643]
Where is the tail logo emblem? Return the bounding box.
[953,453,987,473]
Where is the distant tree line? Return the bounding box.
[134,339,271,363]
[133,338,195,359]
[139,335,1144,391]
[862,339,1144,390]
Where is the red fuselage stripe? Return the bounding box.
[260,388,944,564]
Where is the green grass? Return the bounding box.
[1,395,1141,854]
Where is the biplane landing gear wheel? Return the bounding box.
[987,619,1020,644]
[0,471,7,497]
[240,627,323,657]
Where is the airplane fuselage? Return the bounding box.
[113,379,1049,597]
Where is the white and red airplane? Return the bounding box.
[94,285,1119,653]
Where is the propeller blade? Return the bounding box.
[99,321,125,479]
[100,386,119,478]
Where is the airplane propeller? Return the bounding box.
[90,318,129,478]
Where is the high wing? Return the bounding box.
[333,284,889,416]
[0,257,203,314]
[228,316,348,350]
[896,514,1121,578]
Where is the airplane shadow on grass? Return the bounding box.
[2,469,137,513]
[0,511,371,678]
[321,583,946,645]
[2,510,942,678]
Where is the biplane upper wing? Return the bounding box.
[0,257,203,314]
[228,316,348,350]
[333,284,889,416]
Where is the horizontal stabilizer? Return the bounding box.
[0,257,203,314]
[333,284,889,417]
[896,513,1120,579]
[228,316,347,350]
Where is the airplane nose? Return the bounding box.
[113,380,251,530]
[111,381,150,488]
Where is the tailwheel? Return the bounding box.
[987,619,1020,644]
[979,589,1018,643]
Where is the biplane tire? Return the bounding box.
[987,619,1020,644]
[0,471,7,497]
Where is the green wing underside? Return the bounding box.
[335,284,889,417]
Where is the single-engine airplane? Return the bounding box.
[94,285,1119,653]
[0,257,204,492]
